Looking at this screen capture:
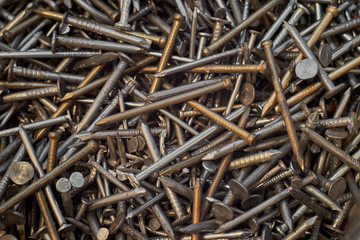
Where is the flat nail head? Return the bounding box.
[295,59,318,80]
[241,194,263,210]
[323,83,346,99]
[318,44,332,67]
[9,161,34,185]
[56,178,72,193]
[328,177,346,199]
[69,172,85,188]
[228,179,249,200]
[211,202,234,221]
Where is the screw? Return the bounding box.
[253,161,301,191]
[209,9,229,46]
[159,177,194,201]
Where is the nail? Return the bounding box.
[149,13,185,94]
[52,32,143,54]
[202,0,283,56]
[283,216,317,240]
[289,187,333,220]
[215,173,316,233]
[9,161,34,185]
[262,40,304,170]
[300,127,360,172]
[35,188,61,240]
[87,188,146,211]
[155,48,241,77]
[272,3,310,48]
[228,149,281,171]
[275,183,293,231]
[97,78,232,126]
[0,140,98,215]
[47,130,62,173]
[19,126,73,233]
[284,21,345,98]
[192,178,201,240]
[115,0,132,30]
[34,9,150,49]
[76,59,129,132]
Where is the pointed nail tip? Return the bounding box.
[95,120,105,126]
[214,228,223,234]
[154,72,165,77]
[202,154,213,160]
[261,106,270,117]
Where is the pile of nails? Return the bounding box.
[2,0,360,239]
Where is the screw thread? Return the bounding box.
[278,204,308,234]
[70,17,103,33]
[0,171,11,200]
[164,187,185,219]
[318,117,351,128]
[229,150,278,170]
[333,200,353,228]
[310,217,322,240]
[336,192,352,204]
[257,169,293,190]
